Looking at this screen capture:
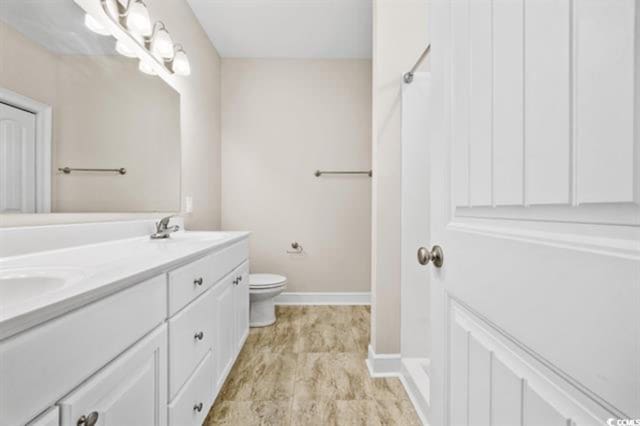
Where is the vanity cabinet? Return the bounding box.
[0,236,250,426]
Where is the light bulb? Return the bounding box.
[172,49,191,76]
[138,60,156,76]
[126,1,152,36]
[84,14,110,36]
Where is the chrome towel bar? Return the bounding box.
[314,170,372,177]
[58,167,127,175]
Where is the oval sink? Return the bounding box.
[0,268,85,305]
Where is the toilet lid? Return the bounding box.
[250,273,287,289]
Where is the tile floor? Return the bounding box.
[204,305,420,425]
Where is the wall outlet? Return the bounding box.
[185,196,193,213]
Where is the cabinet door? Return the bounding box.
[58,325,167,426]
[212,274,235,392]
[234,262,250,354]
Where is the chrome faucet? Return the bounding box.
[151,215,180,239]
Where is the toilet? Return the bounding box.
[249,273,287,327]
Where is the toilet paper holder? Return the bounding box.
[287,242,304,254]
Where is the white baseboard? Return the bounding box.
[365,344,401,377]
[274,292,370,305]
[400,358,431,425]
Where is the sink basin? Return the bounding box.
[0,268,86,305]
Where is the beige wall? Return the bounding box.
[221,59,372,293]
[371,0,429,354]
[0,0,222,229]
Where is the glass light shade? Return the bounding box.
[151,28,174,59]
[138,60,156,76]
[84,14,110,36]
[115,40,136,58]
[104,0,119,19]
[126,1,152,36]
[172,50,191,76]
[115,34,143,58]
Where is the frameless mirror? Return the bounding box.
[0,0,181,213]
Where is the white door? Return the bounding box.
[428,1,639,425]
[0,102,36,213]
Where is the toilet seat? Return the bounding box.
[249,273,287,290]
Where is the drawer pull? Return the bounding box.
[194,331,204,341]
[77,411,99,426]
[193,402,204,412]
[194,277,204,286]
[238,275,243,282]
[233,278,238,286]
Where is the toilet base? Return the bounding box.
[249,288,282,327]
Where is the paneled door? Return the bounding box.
[0,102,36,213]
[428,0,639,425]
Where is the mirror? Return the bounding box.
[0,0,181,213]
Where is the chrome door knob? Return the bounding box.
[417,245,444,268]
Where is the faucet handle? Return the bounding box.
[157,214,179,231]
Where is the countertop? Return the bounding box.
[0,231,250,340]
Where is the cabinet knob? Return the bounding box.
[194,331,204,341]
[233,278,238,285]
[237,275,243,282]
[77,412,99,426]
[194,277,203,286]
[193,402,204,412]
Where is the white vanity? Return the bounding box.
[0,220,250,426]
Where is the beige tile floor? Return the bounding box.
[204,306,421,425]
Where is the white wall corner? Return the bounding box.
[274,292,370,305]
[366,344,401,378]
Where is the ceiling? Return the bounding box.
[186,0,372,59]
[0,0,115,55]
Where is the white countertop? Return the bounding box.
[0,231,250,340]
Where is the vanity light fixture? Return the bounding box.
[171,45,191,76]
[84,13,110,35]
[115,33,143,58]
[96,0,191,78]
[148,22,174,60]
[138,59,157,76]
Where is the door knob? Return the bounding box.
[417,245,444,267]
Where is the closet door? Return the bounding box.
[0,102,36,213]
[427,0,639,424]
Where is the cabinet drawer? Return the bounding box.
[168,240,249,315]
[0,275,166,426]
[168,288,215,399]
[58,325,167,426]
[168,351,214,426]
